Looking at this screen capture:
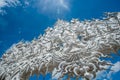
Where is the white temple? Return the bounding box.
[0,12,120,80]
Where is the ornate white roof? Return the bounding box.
[0,12,120,80]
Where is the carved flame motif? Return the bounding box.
[0,12,120,80]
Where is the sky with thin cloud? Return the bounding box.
[0,0,120,80]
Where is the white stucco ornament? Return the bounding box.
[0,12,120,80]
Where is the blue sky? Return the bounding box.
[0,0,120,80]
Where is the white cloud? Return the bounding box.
[111,62,120,72]
[94,61,120,80]
[6,0,21,7]
[107,61,120,79]
[24,1,29,6]
[94,70,108,80]
[0,0,7,8]
[0,9,6,15]
[0,0,70,16]
[38,0,70,15]
[0,0,21,15]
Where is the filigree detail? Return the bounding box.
[0,12,120,80]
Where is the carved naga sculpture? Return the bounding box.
[0,12,120,80]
